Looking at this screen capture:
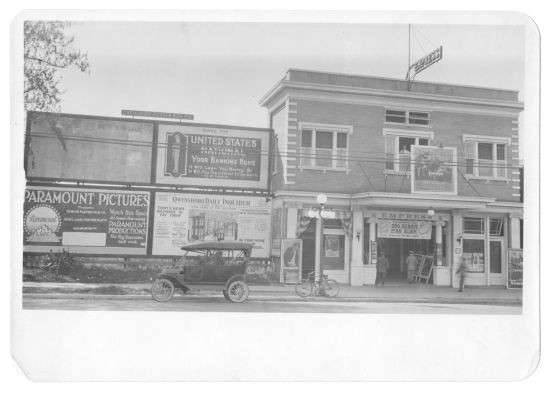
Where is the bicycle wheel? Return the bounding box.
[295,280,313,297]
[322,279,339,297]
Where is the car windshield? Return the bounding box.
[184,248,248,265]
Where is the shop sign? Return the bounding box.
[377,219,432,239]
[155,123,270,190]
[23,186,150,255]
[507,248,523,288]
[411,145,457,195]
[152,192,271,257]
[121,109,194,120]
[367,210,449,222]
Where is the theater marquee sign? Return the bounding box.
[155,123,270,190]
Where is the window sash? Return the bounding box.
[385,109,430,126]
[463,217,485,234]
[385,136,430,172]
[300,129,349,169]
[464,141,508,178]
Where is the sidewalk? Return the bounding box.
[22,281,522,305]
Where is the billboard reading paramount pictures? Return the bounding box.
[152,192,271,257]
[155,123,270,190]
[23,186,150,255]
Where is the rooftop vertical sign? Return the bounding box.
[406,46,443,81]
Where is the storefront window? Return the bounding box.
[462,239,485,272]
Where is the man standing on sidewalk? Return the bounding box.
[375,251,389,287]
[406,251,418,284]
[455,258,467,292]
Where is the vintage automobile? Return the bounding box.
[151,241,253,303]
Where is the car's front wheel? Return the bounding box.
[226,280,249,303]
[151,279,175,302]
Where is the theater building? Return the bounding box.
[261,69,523,288]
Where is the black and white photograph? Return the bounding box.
[10,9,541,382]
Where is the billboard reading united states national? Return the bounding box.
[23,186,150,255]
[155,123,270,190]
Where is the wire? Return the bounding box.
[412,28,428,56]
[26,131,522,171]
[413,26,437,48]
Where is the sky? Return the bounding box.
[57,21,526,130]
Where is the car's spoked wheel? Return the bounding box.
[151,279,175,302]
[226,280,249,303]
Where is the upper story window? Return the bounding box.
[463,135,511,179]
[299,123,353,171]
[384,129,434,173]
[385,109,430,126]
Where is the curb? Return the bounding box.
[22,293,522,306]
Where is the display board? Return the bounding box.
[155,123,270,190]
[507,248,523,288]
[23,186,150,255]
[152,192,271,257]
[377,219,433,239]
[26,112,154,184]
[411,145,457,195]
[281,239,302,284]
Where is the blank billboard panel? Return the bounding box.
[26,112,154,184]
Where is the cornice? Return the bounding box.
[260,80,524,115]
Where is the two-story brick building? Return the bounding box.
[261,69,523,288]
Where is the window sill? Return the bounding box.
[299,166,351,174]
[384,122,432,129]
[465,176,511,182]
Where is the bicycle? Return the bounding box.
[295,271,339,298]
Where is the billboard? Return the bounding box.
[155,123,270,190]
[377,219,433,239]
[23,186,150,255]
[411,145,457,195]
[152,192,271,257]
[26,112,154,184]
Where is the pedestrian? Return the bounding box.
[375,251,390,287]
[455,258,467,292]
[406,251,418,284]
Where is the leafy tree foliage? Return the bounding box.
[24,21,90,112]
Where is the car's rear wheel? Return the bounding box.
[151,279,175,302]
[226,280,249,303]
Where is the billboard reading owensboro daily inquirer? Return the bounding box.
[155,123,270,190]
[23,186,150,255]
[152,192,271,257]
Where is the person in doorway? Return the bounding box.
[375,251,390,287]
[406,251,418,284]
[455,258,467,292]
